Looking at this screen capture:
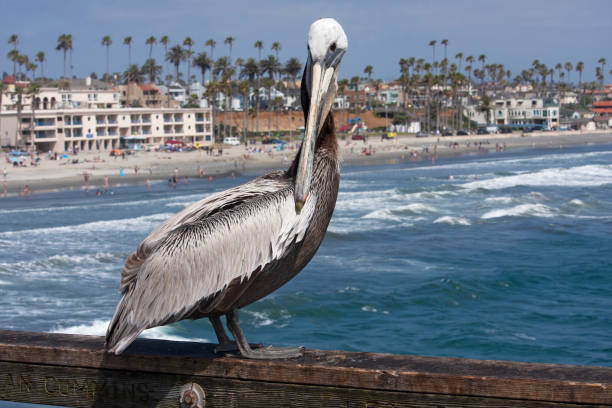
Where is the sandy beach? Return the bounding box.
[2,129,611,196]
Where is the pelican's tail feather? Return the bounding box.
[105,295,143,355]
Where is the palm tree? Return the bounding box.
[65,34,73,79]
[240,58,259,82]
[284,57,301,104]
[224,36,235,63]
[8,34,18,77]
[564,62,573,85]
[146,36,156,58]
[8,34,18,50]
[7,49,19,79]
[455,52,464,71]
[253,40,264,132]
[160,36,169,81]
[598,58,607,84]
[237,80,250,141]
[123,36,132,66]
[253,40,263,61]
[429,40,437,67]
[263,77,275,136]
[271,41,280,81]
[206,38,216,79]
[364,65,373,82]
[166,45,184,83]
[26,82,41,151]
[27,62,37,81]
[576,61,584,87]
[101,35,112,76]
[141,58,161,83]
[193,52,212,85]
[36,51,46,79]
[183,37,194,94]
[123,64,145,85]
[441,39,448,60]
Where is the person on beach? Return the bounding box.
[2,168,6,179]
[83,172,89,191]
[22,185,30,197]
[3,180,7,197]
[145,178,150,189]
[104,176,109,192]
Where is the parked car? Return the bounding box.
[352,134,366,141]
[381,132,396,140]
[415,131,428,138]
[476,128,489,135]
[441,130,453,136]
[456,130,469,136]
[223,137,240,146]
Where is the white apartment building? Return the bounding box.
[1,107,213,153]
[466,98,560,129]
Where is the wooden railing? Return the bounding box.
[0,329,611,407]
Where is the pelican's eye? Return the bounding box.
[329,43,337,52]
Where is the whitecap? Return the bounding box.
[51,319,109,336]
[0,213,173,238]
[51,319,209,342]
[243,311,274,327]
[433,216,472,226]
[396,203,438,214]
[481,203,556,219]
[484,196,514,204]
[569,199,585,206]
[462,164,612,190]
[362,209,403,222]
[361,305,377,313]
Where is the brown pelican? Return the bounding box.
[105,18,348,359]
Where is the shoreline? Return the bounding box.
[2,129,611,197]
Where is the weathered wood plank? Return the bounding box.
[0,362,599,408]
[1,329,611,407]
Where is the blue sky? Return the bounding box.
[2,0,611,83]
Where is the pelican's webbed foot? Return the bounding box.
[225,309,304,360]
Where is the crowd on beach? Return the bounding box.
[1,129,611,197]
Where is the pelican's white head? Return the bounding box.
[295,18,347,213]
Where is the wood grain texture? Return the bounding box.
[1,329,611,407]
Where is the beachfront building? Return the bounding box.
[118,82,170,108]
[0,106,213,153]
[465,98,560,129]
[589,100,612,128]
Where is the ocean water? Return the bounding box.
[1,143,611,367]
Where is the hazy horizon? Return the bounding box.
[2,0,611,83]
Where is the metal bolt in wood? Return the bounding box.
[179,382,205,408]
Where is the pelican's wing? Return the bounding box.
[106,173,316,354]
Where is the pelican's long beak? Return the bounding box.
[295,61,338,213]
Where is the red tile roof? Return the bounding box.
[2,75,15,85]
[138,83,158,92]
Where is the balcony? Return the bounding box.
[108,119,118,124]
[195,114,204,122]
[35,120,55,127]
[96,119,106,125]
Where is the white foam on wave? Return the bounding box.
[397,203,438,214]
[0,212,172,238]
[462,164,612,190]
[51,319,209,342]
[244,311,274,327]
[0,280,12,285]
[433,216,472,226]
[569,199,585,206]
[362,209,403,222]
[481,203,556,219]
[52,319,109,336]
[484,196,514,204]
